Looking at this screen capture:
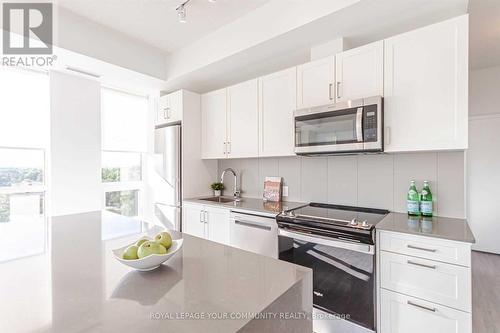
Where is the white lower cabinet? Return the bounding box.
[206,206,230,245]
[183,203,206,239]
[380,251,470,312]
[380,289,471,333]
[377,230,472,333]
[379,231,471,267]
[182,203,230,245]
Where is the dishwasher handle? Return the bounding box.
[234,219,272,231]
[230,212,276,231]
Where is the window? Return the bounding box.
[105,190,139,217]
[0,148,45,223]
[0,67,49,261]
[102,151,141,183]
[101,88,148,218]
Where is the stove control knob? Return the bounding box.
[350,218,358,226]
[361,220,369,228]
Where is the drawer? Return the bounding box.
[380,251,471,312]
[380,289,471,333]
[379,231,471,267]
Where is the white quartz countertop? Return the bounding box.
[0,211,312,333]
[376,212,475,243]
[184,196,307,216]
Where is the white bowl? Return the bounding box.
[113,237,183,271]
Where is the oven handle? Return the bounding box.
[356,107,363,142]
[278,228,374,255]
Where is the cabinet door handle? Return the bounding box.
[227,142,231,154]
[407,301,437,312]
[204,211,208,224]
[199,210,204,223]
[163,107,170,119]
[223,142,226,155]
[385,126,391,146]
[328,83,333,100]
[336,81,341,99]
[407,244,437,252]
[407,260,436,270]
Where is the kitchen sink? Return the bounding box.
[198,196,236,203]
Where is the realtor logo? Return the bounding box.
[2,2,53,54]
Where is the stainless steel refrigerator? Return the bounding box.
[153,124,181,231]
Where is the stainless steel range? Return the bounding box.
[276,203,389,333]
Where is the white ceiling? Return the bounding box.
[55,0,270,53]
[164,0,469,92]
[469,0,500,70]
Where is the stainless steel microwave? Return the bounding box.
[294,96,383,155]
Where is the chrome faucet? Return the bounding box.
[220,168,241,201]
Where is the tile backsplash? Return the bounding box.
[218,151,465,218]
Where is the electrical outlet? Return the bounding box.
[282,185,289,197]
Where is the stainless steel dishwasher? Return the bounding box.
[229,210,278,258]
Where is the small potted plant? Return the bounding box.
[211,182,224,197]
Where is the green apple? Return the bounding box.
[137,241,167,259]
[122,245,139,260]
[154,231,172,250]
[135,238,150,247]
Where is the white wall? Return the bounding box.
[49,71,102,216]
[219,151,466,218]
[469,66,500,116]
[467,66,500,254]
[56,7,167,80]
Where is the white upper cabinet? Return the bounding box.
[297,56,335,108]
[335,41,384,102]
[199,15,468,159]
[384,15,468,152]
[156,90,183,126]
[259,67,297,157]
[227,79,259,158]
[201,88,227,159]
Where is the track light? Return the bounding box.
[177,4,186,23]
[176,0,216,23]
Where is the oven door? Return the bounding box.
[295,104,364,154]
[278,228,375,332]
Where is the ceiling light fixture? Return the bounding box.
[177,4,187,23]
[176,0,216,23]
[176,0,190,23]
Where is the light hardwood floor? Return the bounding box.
[472,251,500,333]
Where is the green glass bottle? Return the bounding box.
[420,180,433,217]
[407,180,420,216]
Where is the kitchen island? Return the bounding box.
[0,211,312,333]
